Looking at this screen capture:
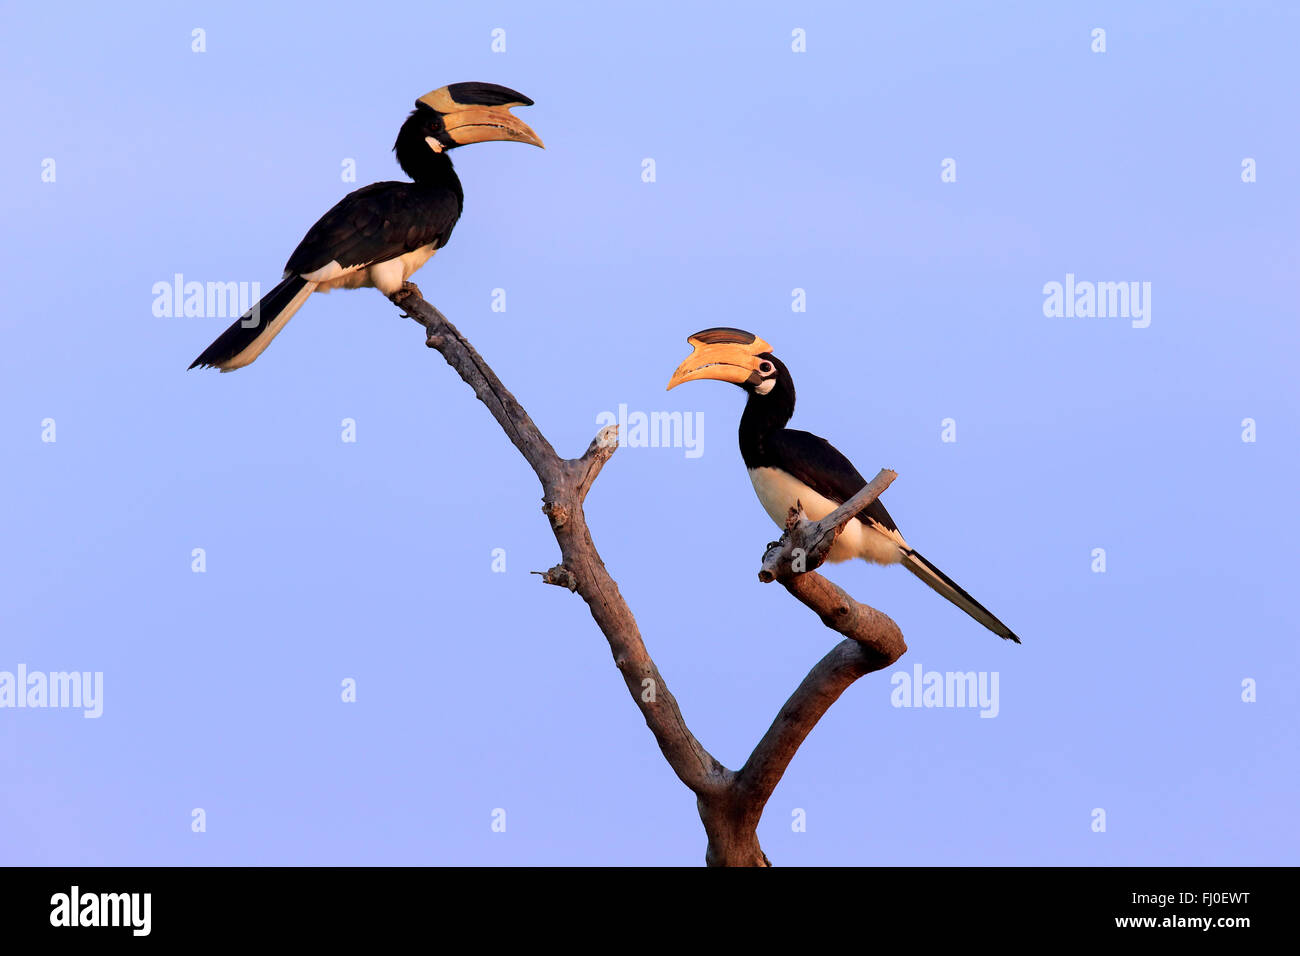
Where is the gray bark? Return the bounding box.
[390,284,907,865]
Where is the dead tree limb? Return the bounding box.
[390,283,907,866]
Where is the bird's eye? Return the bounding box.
[758,361,774,375]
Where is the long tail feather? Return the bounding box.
[189,274,315,372]
[900,548,1021,643]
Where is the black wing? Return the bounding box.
[284,181,461,276]
[766,429,902,535]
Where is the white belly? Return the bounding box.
[748,466,907,565]
[305,244,439,294]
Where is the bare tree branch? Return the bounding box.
[392,284,561,484]
[389,284,908,865]
[392,284,726,798]
[737,623,905,814]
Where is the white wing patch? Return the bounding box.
[302,245,439,295]
[301,259,352,283]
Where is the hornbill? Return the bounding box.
[189,82,542,372]
[667,328,1020,643]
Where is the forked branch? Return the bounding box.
[390,284,906,865]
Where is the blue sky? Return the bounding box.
[1,1,1296,865]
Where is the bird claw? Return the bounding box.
[391,282,423,317]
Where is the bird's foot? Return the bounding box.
[390,281,424,316]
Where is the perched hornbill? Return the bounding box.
[189,82,543,372]
[667,328,1020,643]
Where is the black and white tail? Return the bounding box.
[900,548,1021,643]
[189,274,316,372]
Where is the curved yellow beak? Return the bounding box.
[442,106,544,148]
[418,85,544,149]
[666,329,773,390]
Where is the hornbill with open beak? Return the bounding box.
[189,82,543,371]
[667,328,1020,643]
